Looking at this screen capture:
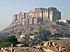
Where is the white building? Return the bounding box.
[58,19,70,23]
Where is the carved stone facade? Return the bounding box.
[12,7,61,26]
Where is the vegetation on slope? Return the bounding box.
[0,36,18,48]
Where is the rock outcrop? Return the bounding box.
[33,39,70,52]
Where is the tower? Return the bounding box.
[48,7,61,21]
[13,14,17,21]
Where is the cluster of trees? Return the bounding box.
[20,29,52,47]
[34,28,51,41]
[0,36,18,48]
[0,28,52,47]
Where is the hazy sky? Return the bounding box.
[0,0,70,31]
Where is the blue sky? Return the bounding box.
[0,0,70,31]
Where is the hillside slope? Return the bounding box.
[0,19,70,38]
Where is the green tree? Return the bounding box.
[0,42,11,48]
[35,29,51,41]
[44,30,51,41]
[0,36,18,48]
[7,36,18,44]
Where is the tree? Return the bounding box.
[44,30,51,41]
[0,36,18,48]
[0,42,11,48]
[24,34,30,46]
[35,28,51,41]
[7,36,18,44]
[29,33,33,36]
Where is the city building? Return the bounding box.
[18,12,24,22]
[29,17,33,25]
[58,19,70,24]
[33,17,38,25]
[13,14,17,21]
[43,9,48,20]
[48,7,61,21]
[13,7,61,25]
[27,7,61,22]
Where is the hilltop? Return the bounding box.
[0,19,70,39]
[0,7,70,40]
